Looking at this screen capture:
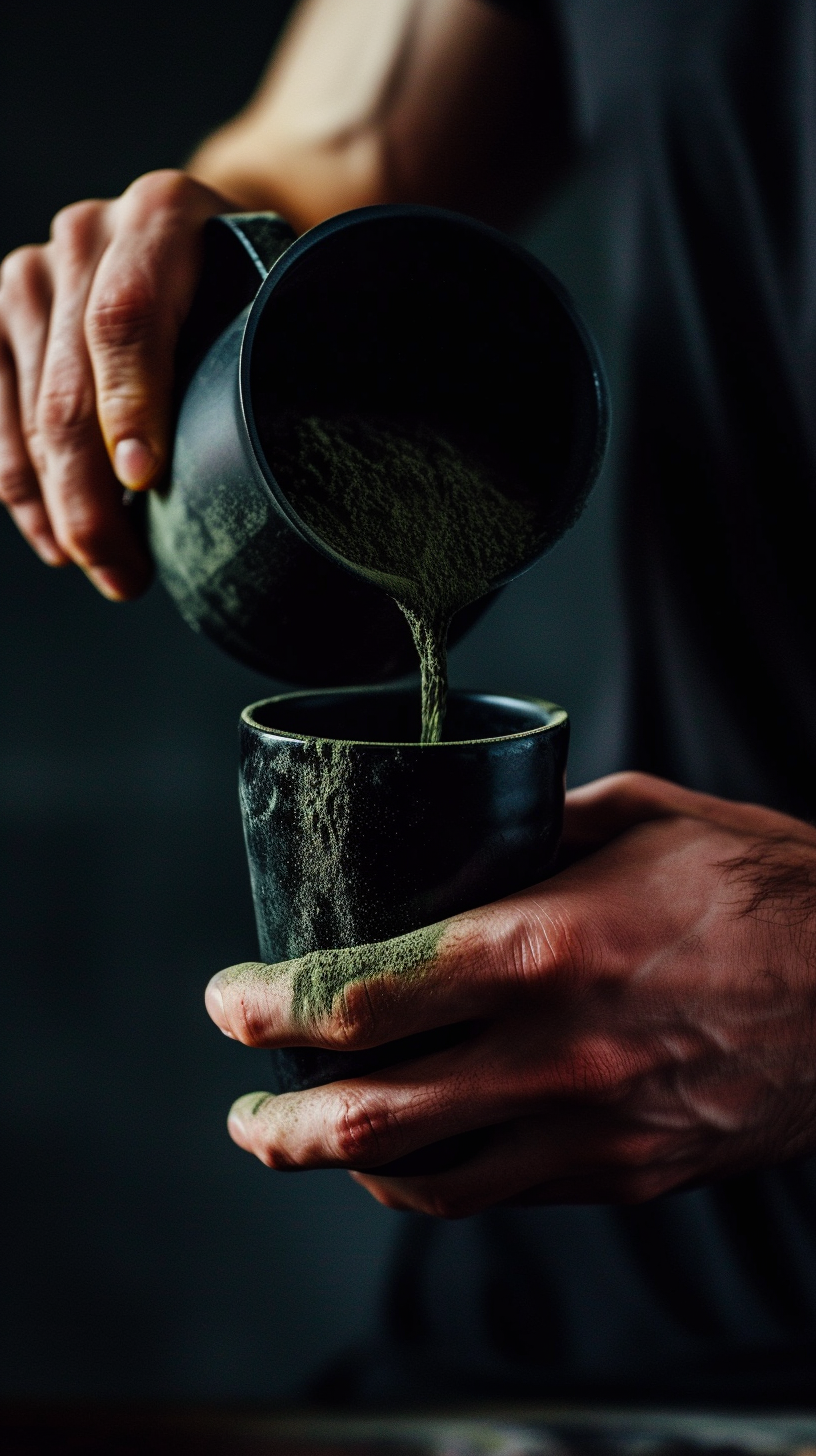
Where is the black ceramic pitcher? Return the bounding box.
[148,204,608,682]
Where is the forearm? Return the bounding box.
[187,0,573,232]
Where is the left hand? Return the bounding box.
[206,772,816,1217]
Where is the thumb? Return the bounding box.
[84,171,228,489]
[562,771,701,855]
[562,770,816,855]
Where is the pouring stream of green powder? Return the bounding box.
[266,415,543,742]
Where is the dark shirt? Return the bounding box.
[325,0,816,1409]
[497,0,816,816]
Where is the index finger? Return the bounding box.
[205,902,533,1053]
[85,171,227,489]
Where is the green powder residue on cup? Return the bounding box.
[290,737,357,951]
[266,415,543,743]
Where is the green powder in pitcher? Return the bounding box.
[265,414,543,743]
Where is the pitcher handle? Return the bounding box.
[174,211,296,393]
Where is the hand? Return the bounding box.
[206,772,816,1217]
[0,170,232,599]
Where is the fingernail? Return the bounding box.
[229,1092,272,1133]
[85,566,128,601]
[113,438,157,489]
[205,975,235,1038]
[35,538,69,567]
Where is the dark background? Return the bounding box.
[0,0,625,1400]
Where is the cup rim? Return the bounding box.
[241,685,568,748]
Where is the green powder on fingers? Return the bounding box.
[219,919,448,1032]
[290,918,448,1027]
[265,415,543,743]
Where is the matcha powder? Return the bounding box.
[266,415,543,743]
[289,919,448,1028]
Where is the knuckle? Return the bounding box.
[511,903,586,986]
[329,980,378,1050]
[262,1149,297,1171]
[85,282,157,354]
[259,1137,302,1172]
[51,200,103,253]
[332,1090,396,1166]
[0,244,47,302]
[0,458,36,507]
[37,376,96,442]
[611,770,652,794]
[603,769,664,818]
[122,168,196,219]
[227,987,272,1048]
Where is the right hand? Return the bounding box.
[0,170,233,599]
[205,774,816,1217]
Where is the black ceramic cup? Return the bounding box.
[239,686,569,1110]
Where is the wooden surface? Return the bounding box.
[2,1407,816,1456]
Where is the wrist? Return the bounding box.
[186,122,286,213]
